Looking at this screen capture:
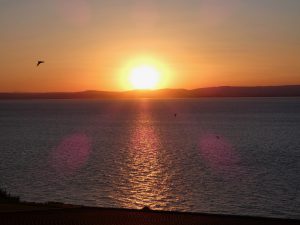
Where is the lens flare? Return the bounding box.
[198,133,240,174]
[49,133,91,176]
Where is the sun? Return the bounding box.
[129,65,160,90]
[120,56,171,90]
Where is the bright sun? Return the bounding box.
[129,65,160,90]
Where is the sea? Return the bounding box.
[0,98,299,219]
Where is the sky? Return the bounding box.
[0,0,300,92]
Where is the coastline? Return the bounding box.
[0,201,299,225]
[1,85,300,99]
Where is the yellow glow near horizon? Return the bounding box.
[129,65,160,89]
[120,56,171,90]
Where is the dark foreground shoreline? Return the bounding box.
[0,202,299,225]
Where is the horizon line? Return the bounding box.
[1,84,300,94]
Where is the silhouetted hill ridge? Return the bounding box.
[190,85,300,97]
[0,85,300,99]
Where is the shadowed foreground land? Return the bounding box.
[0,202,299,225]
[1,174,299,225]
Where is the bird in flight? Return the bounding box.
[37,60,45,66]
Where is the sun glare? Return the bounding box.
[129,65,160,90]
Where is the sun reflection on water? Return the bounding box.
[112,101,171,210]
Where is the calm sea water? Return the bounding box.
[0,98,299,219]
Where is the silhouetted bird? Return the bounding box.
[37,61,44,66]
[216,136,220,139]
[174,113,177,117]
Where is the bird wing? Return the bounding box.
[37,61,44,66]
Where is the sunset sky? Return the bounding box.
[0,0,300,92]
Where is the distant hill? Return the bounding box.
[0,85,300,99]
[190,85,300,97]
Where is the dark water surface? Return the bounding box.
[0,98,299,219]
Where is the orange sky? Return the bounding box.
[0,0,300,92]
